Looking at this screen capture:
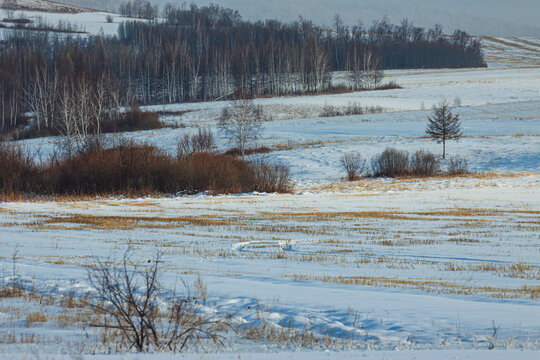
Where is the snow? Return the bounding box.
[1,174,539,355]
[4,350,540,359]
[3,0,89,13]
[1,33,540,357]
[0,6,131,37]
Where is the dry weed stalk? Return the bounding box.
[87,250,229,352]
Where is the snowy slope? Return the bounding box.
[0,7,130,36]
[2,0,92,13]
[481,36,540,68]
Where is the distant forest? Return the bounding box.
[0,2,485,133]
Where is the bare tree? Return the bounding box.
[219,100,265,156]
[426,100,462,159]
[24,69,58,131]
[349,47,383,90]
[361,49,383,90]
[0,84,6,131]
[87,250,228,353]
[56,83,77,159]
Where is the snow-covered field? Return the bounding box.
[1,8,539,357]
[20,66,540,188]
[1,174,539,357]
[0,1,129,37]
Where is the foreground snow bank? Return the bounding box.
[5,350,540,360]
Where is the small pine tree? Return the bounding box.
[426,100,462,159]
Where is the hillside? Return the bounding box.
[59,0,540,36]
[0,0,94,13]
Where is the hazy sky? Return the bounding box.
[63,0,540,36]
[153,0,540,36]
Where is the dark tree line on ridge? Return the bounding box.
[0,3,485,135]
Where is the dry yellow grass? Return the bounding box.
[32,214,233,231]
[448,237,481,244]
[472,172,532,179]
[259,211,421,221]
[272,140,324,151]
[480,36,540,54]
[285,274,540,299]
[416,208,540,217]
[25,311,47,325]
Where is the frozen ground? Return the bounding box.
[1,25,539,358]
[0,174,539,356]
[4,350,540,360]
[481,36,540,68]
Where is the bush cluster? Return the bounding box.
[11,110,167,141]
[341,147,468,180]
[0,142,291,198]
[101,110,164,133]
[320,103,384,118]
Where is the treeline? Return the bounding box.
[119,0,158,19]
[0,3,485,134]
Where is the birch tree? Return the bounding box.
[219,100,265,156]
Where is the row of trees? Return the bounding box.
[119,0,158,19]
[0,4,485,135]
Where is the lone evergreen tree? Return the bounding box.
[426,100,462,159]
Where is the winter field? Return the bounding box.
[1,5,540,358]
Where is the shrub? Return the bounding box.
[48,143,178,195]
[178,128,215,158]
[88,250,228,353]
[320,102,383,118]
[224,146,272,157]
[447,156,469,175]
[250,160,292,193]
[0,141,292,197]
[9,110,166,141]
[376,81,402,90]
[410,150,440,177]
[102,110,163,133]
[340,152,367,181]
[371,148,410,177]
[0,143,40,195]
[179,152,252,194]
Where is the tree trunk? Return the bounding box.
[443,138,446,159]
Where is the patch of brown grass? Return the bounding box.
[472,172,531,179]
[259,211,420,221]
[285,274,540,299]
[448,237,481,244]
[33,214,232,231]
[273,140,325,151]
[26,311,47,325]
